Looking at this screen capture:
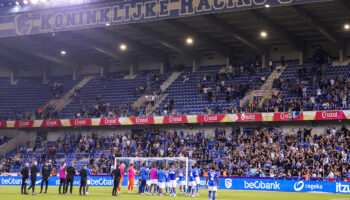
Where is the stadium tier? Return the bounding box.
[1,0,350,198]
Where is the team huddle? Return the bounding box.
[20,161,219,200]
[112,162,219,200]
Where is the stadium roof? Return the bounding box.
[0,0,349,69]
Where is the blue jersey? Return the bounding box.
[193,168,200,177]
[178,170,185,181]
[188,169,194,182]
[86,168,91,178]
[158,170,166,183]
[207,170,219,186]
[147,170,151,181]
[140,167,148,180]
[169,169,177,181]
[165,171,170,182]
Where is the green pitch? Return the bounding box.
[0,186,349,200]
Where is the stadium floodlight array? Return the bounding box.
[114,157,196,187]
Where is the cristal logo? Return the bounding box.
[241,114,255,121]
[280,113,290,120]
[46,120,57,126]
[19,121,30,127]
[204,115,217,121]
[294,181,304,191]
[169,116,183,123]
[104,118,117,124]
[321,112,338,119]
[336,183,350,193]
[74,119,86,125]
[225,179,232,189]
[136,117,148,124]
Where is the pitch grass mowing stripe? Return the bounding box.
[0,186,349,200]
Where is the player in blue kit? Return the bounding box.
[146,168,151,194]
[86,166,92,194]
[165,168,171,195]
[193,164,201,196]
[205,166,219,200]
[157,167,166,197]
[178,168,186,194]
[187,167,196,197]
[168,165,177,196]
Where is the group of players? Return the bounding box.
[20,161,219,200]
[111,162,219,200]
[20,161,92,196]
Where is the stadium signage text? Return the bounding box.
[0,0,331,37]
[0,176,349,194]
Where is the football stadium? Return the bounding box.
[0,0,350,200]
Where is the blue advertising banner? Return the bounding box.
[1,176,350,194]
[0,0,331,37]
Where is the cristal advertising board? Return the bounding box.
[1,176,349,194]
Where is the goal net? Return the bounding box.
[114,157,196,187]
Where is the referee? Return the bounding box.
[40,161,51,194]
[65,162,76,195]
[111,164,121,196]
[27,161,39,195]
[20,162,29,195]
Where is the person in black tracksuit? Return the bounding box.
[111,165,121,196]
[20,163,29,195]
[27,161,40,195]
[79,165,88,196]
[40,161,51,194]
[65,162,76,195]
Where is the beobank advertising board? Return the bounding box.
[1,176,350,194]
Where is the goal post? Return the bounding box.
[114,157,196,188]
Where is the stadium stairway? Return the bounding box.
[43,75,94,112]
[132,71,182,112]
[239,65,286,107]
[257,65,286,107]
[0,131,36,157]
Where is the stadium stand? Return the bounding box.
[2,126,349,182]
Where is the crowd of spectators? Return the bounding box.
[4,125,350,182]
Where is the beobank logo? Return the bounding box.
[104,118,117,125]
[244,181,280,190]
[1,177,22,185]
[321,111,338,119]
[90,178,114,186]
[204,115,218,122]
[136,117,148,124]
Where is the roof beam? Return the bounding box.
[81,28,169,62]
[292,5,344,48]
[128,24,186,54]
[4,37,82,68]
[248,10,305,52]
[52,32,122,61]
[164,19,233,57]
[338,0,350,14]
[203,14,268,53]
